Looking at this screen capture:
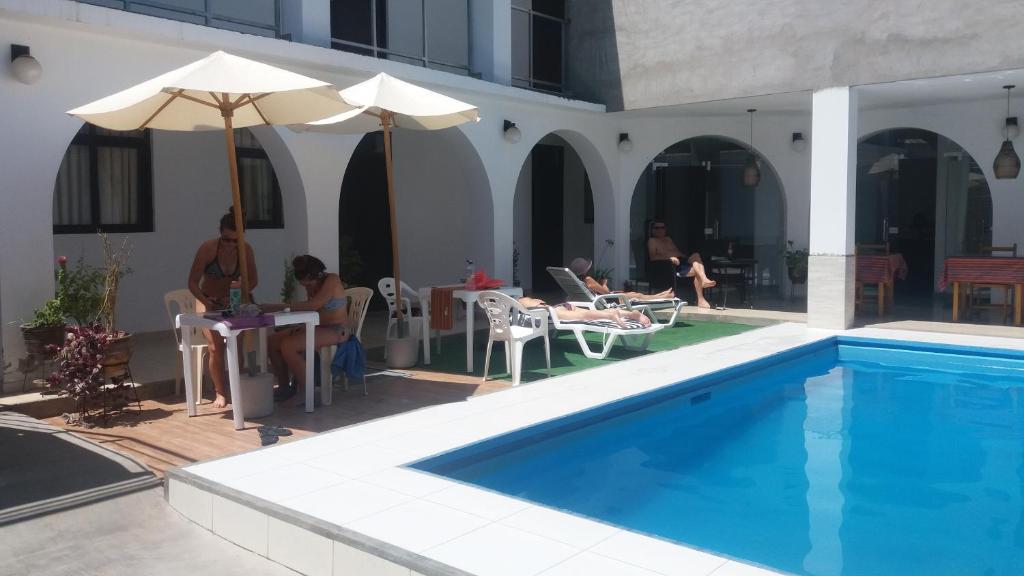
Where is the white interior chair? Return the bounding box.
[319,286,374,403]
[477,291,550,387]
[164,289,207,401]
[377,277,421,358]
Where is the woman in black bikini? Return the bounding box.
[187,208,258,408]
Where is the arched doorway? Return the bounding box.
[338,128,492,306]
[856,128,992,307]
[629,136,787,306]
[513,133,602,296]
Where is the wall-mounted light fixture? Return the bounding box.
[10,44,41,85]
[791,132,806,153]
[503,120,521,143]
[742,109,761,188]
[618,133,633,153]
[994,85,1020,180]
[1005,116,1019,140]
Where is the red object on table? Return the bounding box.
[464,270,504,290]
[937,257,1024,291]
[856,255,894,284]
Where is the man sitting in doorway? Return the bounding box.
[646,219,716,308]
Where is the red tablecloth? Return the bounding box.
[856,254,908,284]
[937,257,1024,291]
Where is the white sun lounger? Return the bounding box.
[546,305,664,360]
[545,266,685,325]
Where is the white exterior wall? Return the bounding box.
[0,0,611,389]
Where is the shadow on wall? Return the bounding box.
[566,0,623,109]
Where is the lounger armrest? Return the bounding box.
[593,294,631,309]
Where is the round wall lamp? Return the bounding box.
[791,132,806,153]
[503,120,521,143]
[618,133,633,153]
[10,44,41,85]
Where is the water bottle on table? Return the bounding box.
[229,279,241,312]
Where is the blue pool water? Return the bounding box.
[414,338,1024,576]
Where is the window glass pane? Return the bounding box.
[511,9,530,81]
[386,0,423,61]
[95,127,146,139]
[331,0,373,45]
[97,147,139,225]
[425,0,468,69]
[532,15,562,85]
[235,128,262,149]
[511,0,530,9]
[532,0,564,18]
[210,0,276,25]
[53,145,92,226]
[143,0,205,11]
[238,157,277,224]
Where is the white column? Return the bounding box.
[808,87,858,329]
[470,0,512,85]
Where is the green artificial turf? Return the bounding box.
[367,320,757,384]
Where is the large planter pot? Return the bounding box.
[102,332,134,379]
[787,266,808,285]
[386,337,419,369]
[20,323,66,360]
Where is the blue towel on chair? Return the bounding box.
[331,337,366,380]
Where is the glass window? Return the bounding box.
[511,0,566,93]
[53,126,153,234]
[234,129,284,229]
[78,0,279,37]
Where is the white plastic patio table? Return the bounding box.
[176,311,319,430]
[418,286,524,373]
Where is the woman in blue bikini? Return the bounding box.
[261,255,349,401]
[187,208,258,408]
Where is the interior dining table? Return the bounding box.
[937,256,1024,325]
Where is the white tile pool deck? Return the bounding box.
[165,323,1024,576]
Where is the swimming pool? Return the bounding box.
[415,337,1024,576]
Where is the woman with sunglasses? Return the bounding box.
[187,207,259,408]
[261,255,349,402]
[647,220,715,308]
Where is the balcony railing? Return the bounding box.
[79,0,281,38]
[512,1,566,94]
[330,0,471,76]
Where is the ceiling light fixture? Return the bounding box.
[742,109,761,187]
[791,132,806,153]
[994,85,1021,180]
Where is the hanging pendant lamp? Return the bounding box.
[994,85,1021,179]
[742,108,761,187]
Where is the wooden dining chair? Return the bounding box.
[968,243,1018,323]
[854,243,892,315]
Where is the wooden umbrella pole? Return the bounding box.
[222,109,251,304]
[382,112,403,329]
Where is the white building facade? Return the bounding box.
[3,0,1024,390]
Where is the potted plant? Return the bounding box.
[96,233,134,377]
[20,257,73,365]
[47,324,131,426]
[281,257,297,303]
[785,241,809,284]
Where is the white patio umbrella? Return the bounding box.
[67,51,355,300]
[297,73,479,325]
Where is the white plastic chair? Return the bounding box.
[164,289,207,401]
[477,291,550,387]
[377,277,421,357]
[320,287,374,403]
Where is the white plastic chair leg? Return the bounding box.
[320,345,335,406]
[504,342,511,375]
[511,340,523,387]
[193,347,205,403]
[482,339,493,381]
[543,334,551,373]
[175,351,183,396]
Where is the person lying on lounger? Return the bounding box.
[569,257,676,302]
[517,297,652,328]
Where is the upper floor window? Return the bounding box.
[330,0,471,75]
[80,0,280,38]
[54,125,154,234]
[512,0,566,94]
[235,129,284,229]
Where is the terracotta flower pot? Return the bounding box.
[102,332,134,378]
[20,323,66,358]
